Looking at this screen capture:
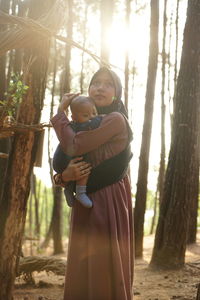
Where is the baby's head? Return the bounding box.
[70,95,97,123]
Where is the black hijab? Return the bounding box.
[88,67,128,118]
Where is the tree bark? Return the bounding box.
[149,189,158,235]
[31,173,41,237]
[187,188,198,244]
[0,0,11,203]
[134,0,159,257]
[13,0,26,74]
[174,0,180,89]
[0,0,9,100]
[150,0,200,269]
[52,187,64,254]
[0,1,52,297]
[196,283,200,300]
[158,0,167,205]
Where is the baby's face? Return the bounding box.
[73,102,97,123]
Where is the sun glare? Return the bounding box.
[35,0,188,191]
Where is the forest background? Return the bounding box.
[0,0,200,299]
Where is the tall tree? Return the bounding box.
[100,0,114,64]
[13,0,26,74]
[150,0,200,269]
[49,0,74,254]
[61,0,73,94]
[0,1,62,297]
[124,0,131,110]
[50,40,64,254]
[80,2,88,93]
[134,0,159,257]
[174,0,180,88]
[158,0,167,204]
[31,173,41,237]
[52,186,64,254]
[0,0,9,100]
[187,176,199,244]
[0,0,10,204]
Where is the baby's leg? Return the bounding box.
[77,176,88,186]
[76,175,92,208]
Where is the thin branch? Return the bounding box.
[0,10,121,71]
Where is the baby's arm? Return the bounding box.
[51,111,127,156]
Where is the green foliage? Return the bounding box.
[0,73,29,117]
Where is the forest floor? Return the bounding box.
[13,231,200,300]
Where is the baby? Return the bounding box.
[53,95,102,208]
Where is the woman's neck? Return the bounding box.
[96,101,119,115]
[96,100,128,118]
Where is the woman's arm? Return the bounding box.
[53,144,71,174]
[53,156,92,186]
[51,111,127,156]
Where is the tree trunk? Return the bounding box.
[0,0,10,202]
[40,216,53,249]
[0,1,52,297]
[187,182,198,244]
[158,0,167,205]
[40,186,52,249]
[48,0,74,253]
[134,0,159,257]
[47,39,64,254]
[13,0,25,74]
[31,173,40,237]
[52,186,64,254]
[150,0,200,269]
[0,139,11,202]
[170,0,180,131]
[61,0,73,94]
[124,0,131,110]
[100,0,114,64]
[149,189,158,235]
[187,112,199,244]
[80,3,88,94]
[167,7,173,130]
[174,0,180,89]
[0,0,9,100]
[29,192,33,248]
[196,284,200,300]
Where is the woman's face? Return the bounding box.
[89,72,115,107]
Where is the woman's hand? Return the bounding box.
[58,93,80,113]
[61,157,91,182]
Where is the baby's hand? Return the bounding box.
[58,93,80,112]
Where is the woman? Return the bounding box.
[51,67,134,300]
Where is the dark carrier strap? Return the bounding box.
[87,145,132,193]
[53,144,132,193]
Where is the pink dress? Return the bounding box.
[51,111,134,300]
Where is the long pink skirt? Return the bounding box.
[64,176,134,300]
